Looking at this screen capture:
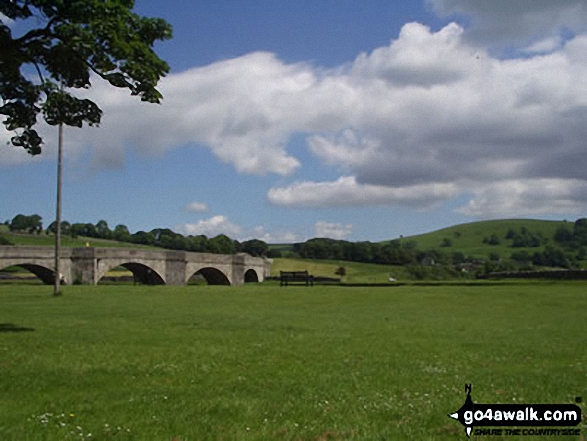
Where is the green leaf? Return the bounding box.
[0,0,172,155]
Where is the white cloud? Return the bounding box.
[3,52,309,175]
[4,19,587,219]
[178,215,243,238]
[352,22,472,87]
[178,218,304,243]
[521,35,565,55]
[456,179,587,218]
[427,0,587,48]
[268,176,459,209]
[308,130,380,169]
[315,221,353,240]
[183,202,209,213]
[248,226,304,244]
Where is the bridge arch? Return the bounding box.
[97,261,165,285]
[187,267,231,285]
[0,247,270,286]
[0,263,56,285]
[244,269,259,283]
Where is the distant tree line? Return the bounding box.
[4,214,587,271]
[293,238,419,265]
[553,219,587,249]
[505,226,546,247]
[292,237,475,267]
[7,214,43,234]
[509,246,575,269]
[3,214,269,257]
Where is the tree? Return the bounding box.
[483,234,501,245]
[266,249,282,258]
[150,228,178,243]
[9,213,42,233]
[95,220,111,239]
[511,250,532,264]
[208,235,236,254]
[186,235,209,253]
[554,226,574,246]
[1,0,172,154]
[46,220,71,236]
[70,222,96,238]
[113,224,131,242]
[532,246,571,268]
[241,239,269,257]
[159,233,186,250]
[450,251,466,265]
[130,230,155,246]
[574,218,587,246]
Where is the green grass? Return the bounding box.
[0,232,156,249]
[398,219,570,259]
[0,283,585,440]
[271,258,411,283]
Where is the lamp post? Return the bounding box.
[54,120,64,296]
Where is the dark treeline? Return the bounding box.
[3,214,269,257]
[5,214,587,270]
[295,238,430,266]
[293,237,477,267]
[553,218,587,249]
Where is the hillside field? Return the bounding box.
[0,228,155,249]
[270,258,410,283]
[397,219,569,259]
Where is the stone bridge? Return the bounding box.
[0,246,271,286]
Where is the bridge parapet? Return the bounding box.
[0,246,270,286]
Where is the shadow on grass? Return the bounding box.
[0,323,35,333]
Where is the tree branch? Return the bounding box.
[14,16,59,44]
[32,61,45,85]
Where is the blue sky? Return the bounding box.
[2,0,587,242]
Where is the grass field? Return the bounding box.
[0,231,156,249]
[270,258,411,283]
[1,283,585,440]
[399,219,569,260]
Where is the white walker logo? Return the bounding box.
[448,384,582,438]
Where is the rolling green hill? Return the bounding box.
[397,218,569,260]
[2,218,580,265]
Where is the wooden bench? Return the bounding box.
[280,270,314,286]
